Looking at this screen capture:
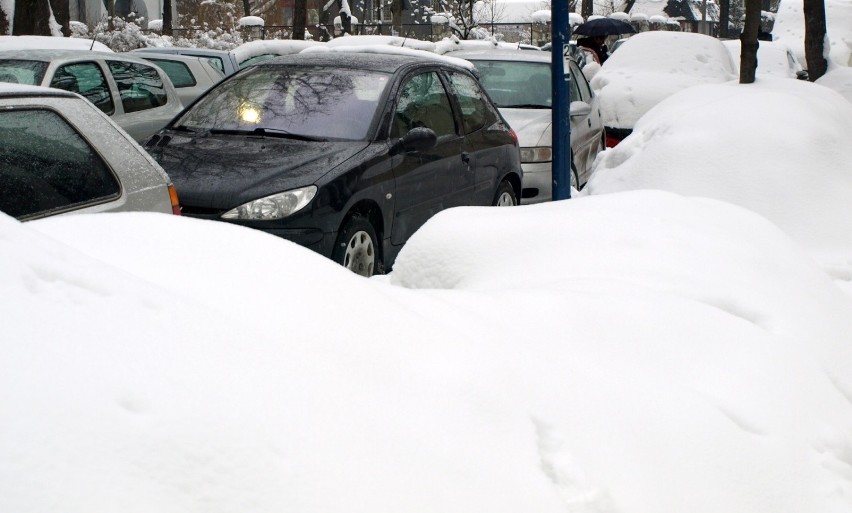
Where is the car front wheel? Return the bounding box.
[333,215,380,277]
[493,180,517,206]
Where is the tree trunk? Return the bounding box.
[739,0,760,83]
[391,0,402,36]
[13,0,52,35]
[719,0,730,38]
[338,0,351,34]
[0,4,10,35]
[49,0,70,36]
[293,0,307,39]
[623,0,636,13]
[581,0,593,19]
[243,0,251,16]
[803,0,828,81]
[162,0,173,35]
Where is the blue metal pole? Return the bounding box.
[551,1,572,200]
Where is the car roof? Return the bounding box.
[448,48,552,64]
[256,51,473,74]
[0,82,78,98]
[0,48,156,65]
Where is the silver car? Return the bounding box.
[0,83,180,220]
[134,52,225,106]
[451,48,605,202]
[130,47,241,76]
[0,49,184,142]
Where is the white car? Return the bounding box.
[591,31,737,146]
[0,49,184,142]
[0,83,180,220]
[451,48,605,201]
[134,52,225,106]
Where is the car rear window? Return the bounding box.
[0,108,120,219]
[0,59,48,85]
[107,60,168,113]
[144,58,197,88]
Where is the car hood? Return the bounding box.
[499,108,551,147]
[151,132,369,209]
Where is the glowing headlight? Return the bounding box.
[519,147,553,163]
[221,186,317,221]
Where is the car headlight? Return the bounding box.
[519,147,552,163]
[221,185,317,221]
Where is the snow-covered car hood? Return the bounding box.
[499,108,551,147]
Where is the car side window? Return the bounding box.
[51,62,115,115]
[145,58,196,88]
[445,71,493,134]
[392,71,457,139]
[570,61,592,103]
[0,108,120,219]
[107,60,168,113]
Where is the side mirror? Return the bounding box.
[392,126,437,154]
[569,101,592,119]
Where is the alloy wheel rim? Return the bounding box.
[496,192,515,206]
[343,230,375,277]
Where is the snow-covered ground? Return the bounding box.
[773,0,852,68]
[3,12,852,512]
[2,62,852,513]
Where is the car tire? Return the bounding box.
[493,180,517,206]
[333,214,380,277]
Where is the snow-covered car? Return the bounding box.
[721,39,808,80]
[0,49,184,142]
[591,31,737,146]
[231,39,323,68]
[134,52,226,106]
[451,48,604,199]
[0,83,180,220]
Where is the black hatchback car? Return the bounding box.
[146,52,522,276]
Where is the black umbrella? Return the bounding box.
[573,18,637,36]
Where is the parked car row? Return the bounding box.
[0,36,614,277]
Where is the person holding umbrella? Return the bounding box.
[577,35,610,64]
[574,17,636,65]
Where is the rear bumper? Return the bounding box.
[605,127,633,147]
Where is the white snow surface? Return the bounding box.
[816,64,852,101]
[231,39,321,63]
[585,78,852,278]
[0,34,113,52]
[238,15,265,26]
[3,33,852,513]
[773,0,852,68]
[301,38,475,70]
[590,31,737,129]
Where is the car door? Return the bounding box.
[568,59,603,184]
[48,60,116,116]
[104,59,182,142]
[444,70,505,206]
[389,70,466,246]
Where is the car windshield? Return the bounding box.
[471,60,552,108]
[0,60,49,85]
[174,66,391,141]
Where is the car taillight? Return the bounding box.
[508,128,519,146]
[604,127,632,148]
[605,133,622,148]
[168,184,181,215]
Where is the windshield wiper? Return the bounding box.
[170,125,196,133]
[209,127,326,142]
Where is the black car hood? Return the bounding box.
[151,132,370,209]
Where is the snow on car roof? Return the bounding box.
[0,35,113,53]
[0,82,77,97]
[231,39,323,64]
[301,42,476,70]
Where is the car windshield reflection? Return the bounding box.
[174,66,392,141]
